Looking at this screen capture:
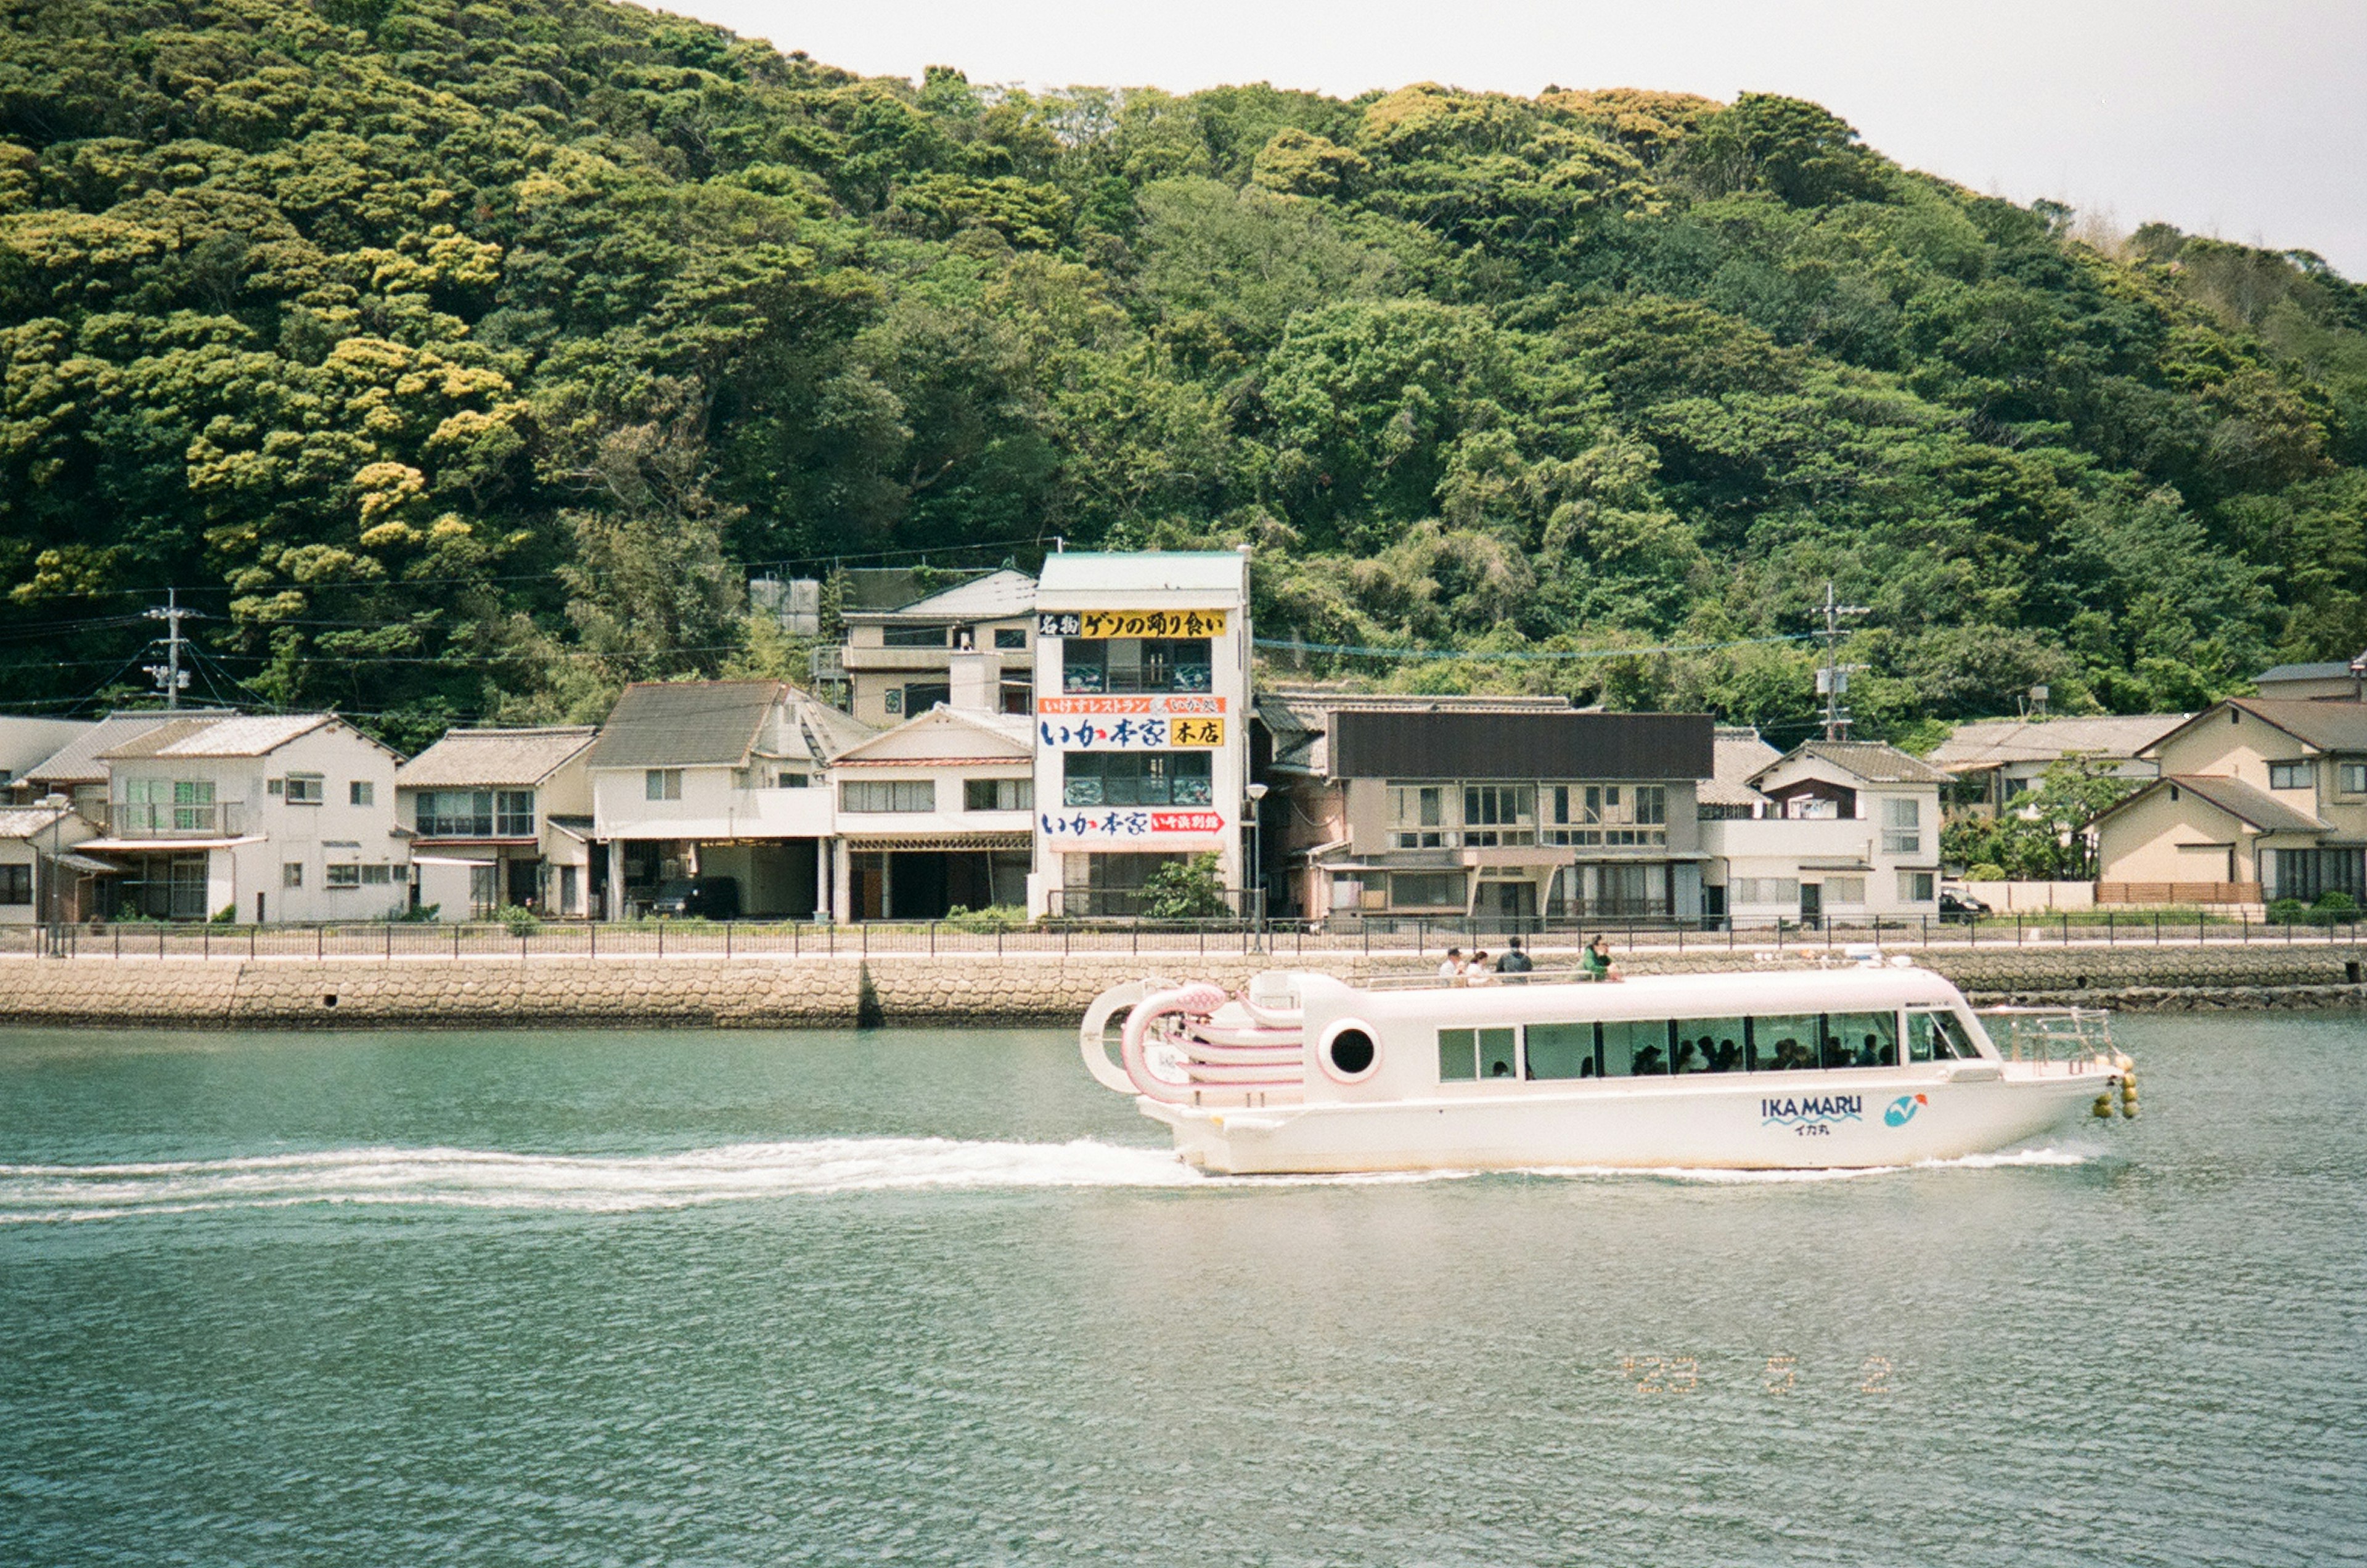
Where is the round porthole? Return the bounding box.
[1320,1021,1381,1084]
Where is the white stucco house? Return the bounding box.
[1698,738,1948,926]
[827,704,1035,918]
[75,713,408,922]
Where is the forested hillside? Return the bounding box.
[6,0,2366,749]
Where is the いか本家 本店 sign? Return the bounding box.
[1036,610,1227,639]
[1037,716,1224,749]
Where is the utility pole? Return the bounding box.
[1815,581,1869,741]
[143,588,202,708]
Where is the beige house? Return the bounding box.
[2091,698,2367,905]
[396,727,599,919]
[1698,740,1948,925]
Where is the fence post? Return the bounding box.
[2241,910,2248,944]
[160,927,166,959]
[520,928,528,963]
[727,921,734,960]
[115,928,121,960]
[203,926,209,960]
[2061,912,2069,947]
[2107,911,2113,947]
[2015,913,2023,947]
[591,921,597,960]
[929,920,936,957]
[1363,921,1370,956]
[454,925,460,960]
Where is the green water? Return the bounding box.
[1,1014,2363,1566]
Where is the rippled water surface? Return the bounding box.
[2,1014,2363,1566]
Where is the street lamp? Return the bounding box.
[39,792,69,957]
[1244,782,1269,935]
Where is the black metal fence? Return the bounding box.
[0,907,2360,961]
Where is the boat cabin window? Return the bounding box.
[1907,1011,1976,1062]
[1603,1019,1669,1076]
[1525,1022,1596,1080]
[1674,1019,1749,1073]
[1751,1013,1820,1072]
[1824,1011,1900,1069]
[1439,1027,1517,1082]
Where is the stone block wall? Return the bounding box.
[0,941,2356,1029]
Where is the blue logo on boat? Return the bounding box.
[1884,1093,1928,1127]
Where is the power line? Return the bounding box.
[1251,632,1823,662]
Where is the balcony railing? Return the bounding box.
[100,801,245,838]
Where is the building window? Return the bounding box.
[1389,783,1449,849]
[883,624,949,648]
[2342,761,2367,795]
[496,791,534,836]
[1391,871,1468,910]
[993,627,1028,650]
[266,778,282,795]
[1821,876,1866,904]
[645,769,682,801]
[120,778,219,833]
[2268,761,2313,791]
[362,864,394,885]
[282,862,304,889]
[1061,638,1212,694]
[326,864,361,889]
[777,772,809,788]
[0,865,29,905]
[1546,783,1667,846]
[1899,870,1936,902]
[350,780,374,806]
[840,780,936,813]
[964,778,1033,811]
[1461,785,1535,847]
[1881,796,1921,854]
[1730,878,1801,905]
[415,790,528,837]
[1062,751,1212,807]
[284,774,324,804]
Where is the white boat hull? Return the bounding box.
[1144,1064,2114,1175]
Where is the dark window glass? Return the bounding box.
[1526,1022,1595,1080]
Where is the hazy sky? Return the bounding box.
[653,0,2367,277]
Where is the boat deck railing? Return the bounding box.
[1982,1006,2119,1068]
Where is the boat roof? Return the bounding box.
[1293,965,1969,1024]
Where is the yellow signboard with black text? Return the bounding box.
[1036,610,1227,639]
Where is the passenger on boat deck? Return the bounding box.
[1581,935,1621,982]
[1496,936,1534,980]
[1466,950,1493,985]
[1439,947,1466,984]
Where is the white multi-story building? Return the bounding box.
[833,568,1038,729]
[1028,550,1253,918]
[1698,738,1947,925]
[74,713,407,922]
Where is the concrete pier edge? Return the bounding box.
[0,944,2359,1028]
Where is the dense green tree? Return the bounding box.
[3,0,2364,746]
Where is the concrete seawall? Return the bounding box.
[0,943,2358,1028]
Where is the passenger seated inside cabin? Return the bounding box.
[1773,1039,1806,1071]
[1857,1033,1892,1068]
[1489,1056,1513,1078]
[1631,1043,1666,1075]
[1713,1039,1741,1072]
[1579,1058,1595,1078]
[1673,1040,1703,1074]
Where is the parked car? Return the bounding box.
[1937,889,1992,923]
[650,876,740,920]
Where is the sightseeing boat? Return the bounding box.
[1079,965,2133,1174]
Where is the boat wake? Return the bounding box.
[0,1140,2103,1223]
